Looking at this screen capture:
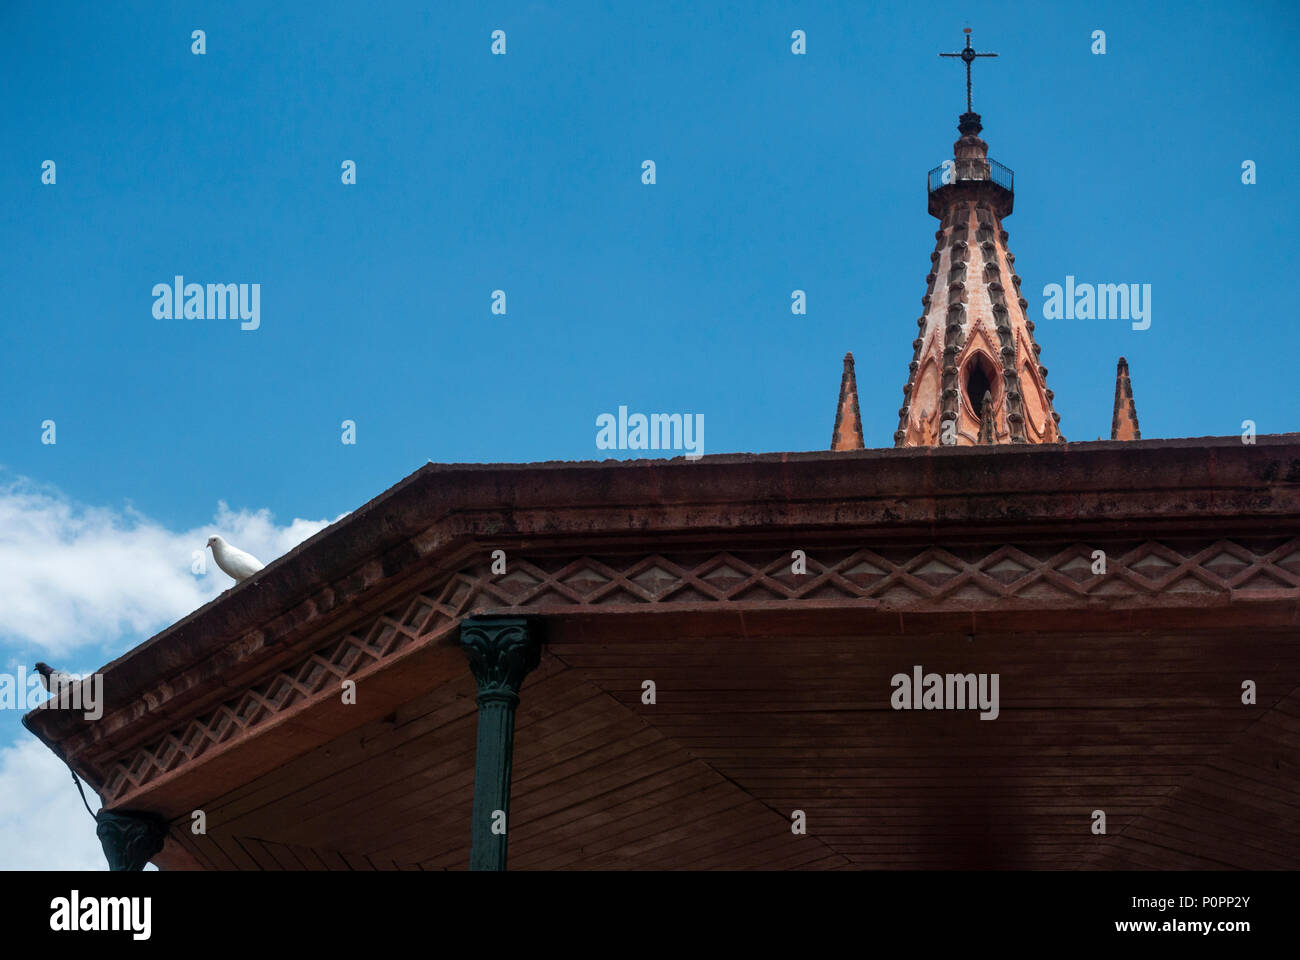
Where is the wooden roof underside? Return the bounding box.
[159,611,1300,870]
[23,436,1300,870]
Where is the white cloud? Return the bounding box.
[0,474,343,660]
[0,736,108,870]
[0,474,345,868]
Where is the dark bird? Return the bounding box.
[33,662,72,693]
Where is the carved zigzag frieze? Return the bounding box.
[95,538,1300,804]
[472,540,1300,610]
[98,573,482,804]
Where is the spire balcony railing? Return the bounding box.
[927,157,1014,194]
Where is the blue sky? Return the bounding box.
[1,0,1297,867]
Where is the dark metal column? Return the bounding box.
[457,616,542,871]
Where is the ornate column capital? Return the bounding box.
[457,617,542,704]
[95,809,169,871]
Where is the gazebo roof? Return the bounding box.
[24,434,1300,869]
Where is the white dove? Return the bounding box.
[207,535,265,582]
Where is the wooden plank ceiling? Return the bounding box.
[161,609,1300,870]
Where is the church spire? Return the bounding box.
[1111,357,1141,440]
[831,353,865,450]
[894,30,1064,448]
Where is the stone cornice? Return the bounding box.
[83,533,1300,808]
[23,436,1300,808]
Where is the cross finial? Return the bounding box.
[939,28,998,113]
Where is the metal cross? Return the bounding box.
[940,28,998,113]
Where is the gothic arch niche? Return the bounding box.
[911,359,941,440]
[1019,359,1050,438]
[961,351,1000,422]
